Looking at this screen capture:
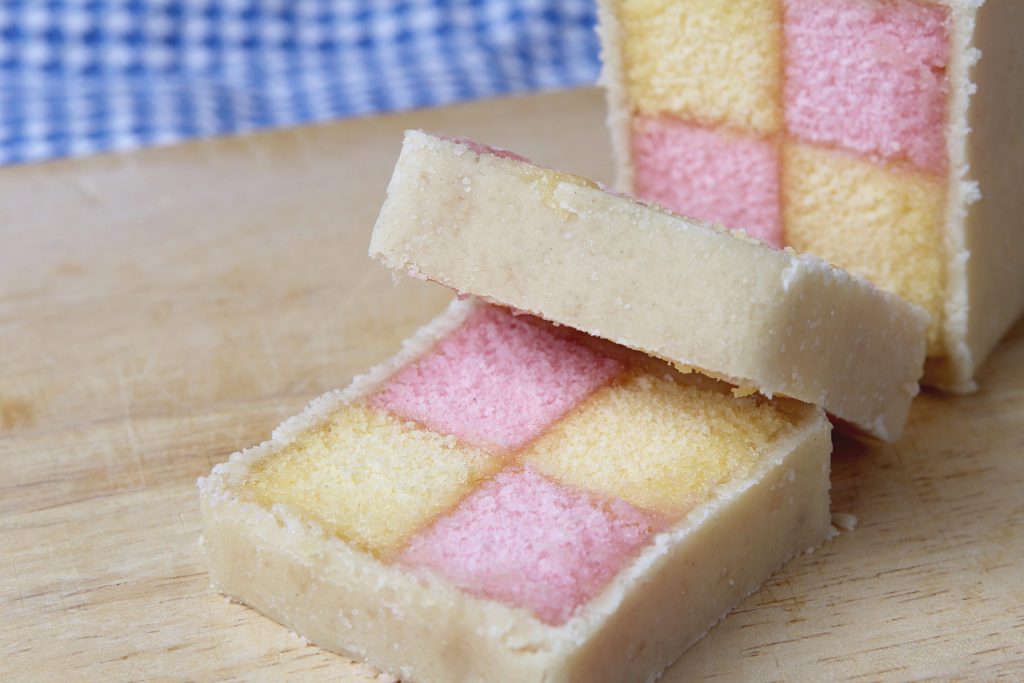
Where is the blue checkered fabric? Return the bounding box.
[0,0,600,165]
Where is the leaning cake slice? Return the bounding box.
[200,299,832,683]
[598,0,1024,391]
[370,131,929,442]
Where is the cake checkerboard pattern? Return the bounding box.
[613,0,951,352]
[240,304,800,626]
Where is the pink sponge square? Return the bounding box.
[632,116,782,247]
[783,0,951,173]
[370,306,622,451]
[399,467,664,625]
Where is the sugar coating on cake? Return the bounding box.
[400,466,665,625]
[632,116,782,246]
[619,0,783,134]
[784,143,946,352]
[525,371,796,516]
[240,403,502,556]
[371,306,623,450]
[783,0,951,173]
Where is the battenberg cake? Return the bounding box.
[200,299,832,682]
[370,131,929,442]
[598,0,1024,391]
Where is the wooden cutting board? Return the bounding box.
[2,87,1022,682]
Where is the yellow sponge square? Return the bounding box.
[783,143,946,353]
[618,0,782,134]
[524,371,798,517]
[240,403,502,557]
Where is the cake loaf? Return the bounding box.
[200,299,832,683]
[370,131,929,441]
[598,0,1024,391]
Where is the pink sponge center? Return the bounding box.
[783,0,951,172]
[632,116,782,247]
[399,467,663,625]
[371,306,622,451]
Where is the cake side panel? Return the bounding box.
[563,411,833,683]
[200,492,566,683]
[772,261,928,441]
[952,0,1024,388]
[371,135,925,439]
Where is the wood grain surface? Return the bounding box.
[2,87,1022,682]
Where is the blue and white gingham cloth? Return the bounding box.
[0,1,600,165]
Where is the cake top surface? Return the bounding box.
[235,302,813,627]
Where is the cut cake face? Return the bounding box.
[370,131,929,441]
[200,299,832,682]
[599,0,1024,390]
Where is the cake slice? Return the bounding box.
[200,299,832,683]
[598,0,1024,391]
[369,131,929,442]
